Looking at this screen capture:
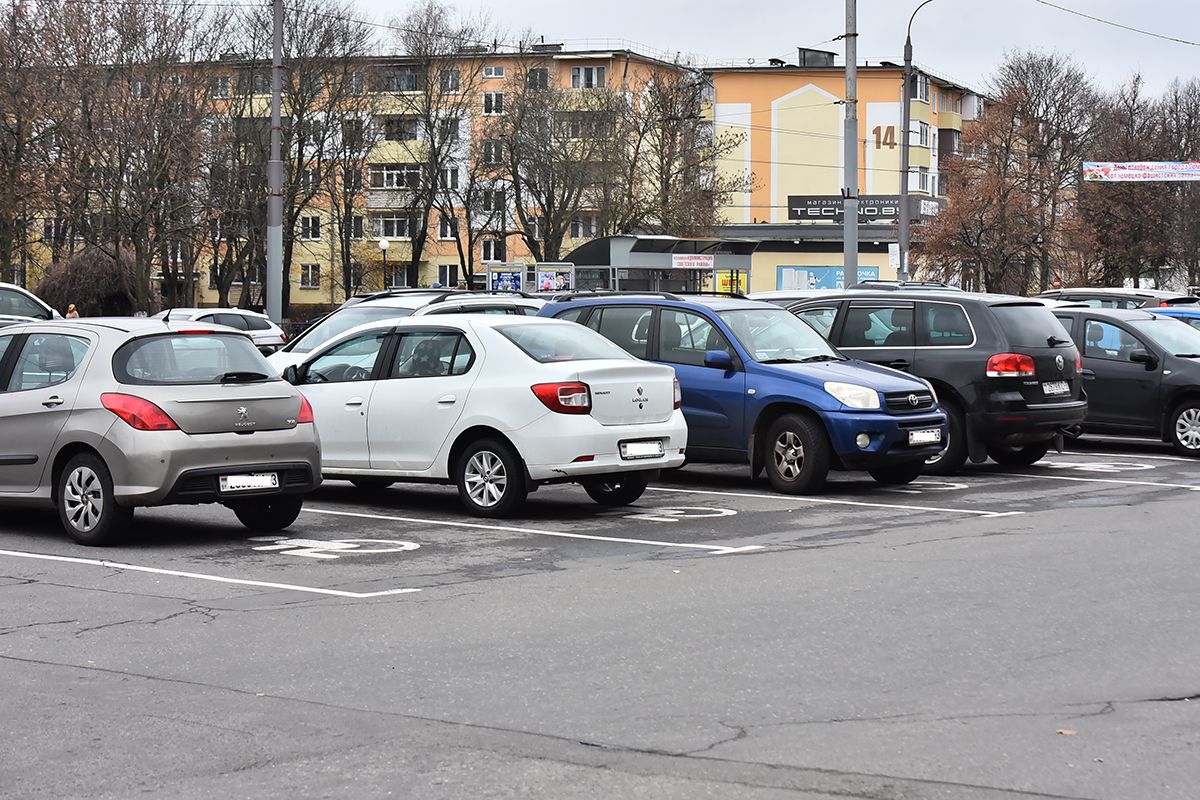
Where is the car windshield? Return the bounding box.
[291,306,414,354]
[498,323,632,363]
[717,308,843,363]
[991,304,1075,347]
[114,333,276,385]
[1130,318,1200,356]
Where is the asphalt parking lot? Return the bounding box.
[2,437,1198,799]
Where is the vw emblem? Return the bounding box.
[907,393,920,407]
[236,406,249,421]
[636,385,644,396]
[1055,355,1065,371]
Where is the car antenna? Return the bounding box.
[163,305,172,325]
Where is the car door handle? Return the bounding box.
[1080,369,1096,380]
[42,396,64,408]
[437,394,457,405]
[887,359,911,370]
[345,397,364,407]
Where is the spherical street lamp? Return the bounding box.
[378,238,390,285]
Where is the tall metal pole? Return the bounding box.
[842,0,858,274]
[265,0,284,321]
[899,0,936,283]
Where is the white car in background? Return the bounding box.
[0,282,58,321]
[152,308,287,353]
[268,290,543,372]
[281,315,686,516]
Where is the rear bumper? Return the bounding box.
[821,409,949,469]
[973,400,1088,444]
[515,410,688,482]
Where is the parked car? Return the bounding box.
[757,287,1087,473]
[1038,287,1199,309]
[0,319,320,544]
[1150,306,1200,333]
[282,315,686,516]
[0,282,57,321]
[1053,307,1200,455]
[151,307,287,353]
[540,294,947,492]
[269,291,543,372]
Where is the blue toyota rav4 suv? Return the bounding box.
[541,294,948,493]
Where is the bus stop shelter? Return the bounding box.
[563,235,755,293]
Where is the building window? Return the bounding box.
[341,119,364,149]
[570,214,597,239]
[438,215,458,240]
[483,65,505,79]
[382,116,419,141]
[917,167,929,193]
[381,68,420,93]
[369,163,422,189]
[345,71,365,96]
[482,188,504,212]
[300,263,320,288]
[483,92,504,116]
[915,74,930,103]
[299,167,320,192]
[918,121,930,147]
[930,174,939,197]
[482,140,503,165]
[481,238,505,262]
[439,117,460,143]
[374,213,417,239]
[42,218,63,242]
[385,264,407,288]
[251,71,270,95]
[439,69,460,93]
[350,215,364,239]
[526,68,549,91]
[299,216,321,241]
[343,167,363,192]
[526,216,543,241]
[210,76,230,99]
[440,165,460,190]
[438,264,459,286]
[571,66,605,89]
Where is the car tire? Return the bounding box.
[56,453,133,546]
[582,473,649,507]
[924,400,968,475]
[230,495,304,532]
[986,441,1051,467]
[868,460,925,486]
[1169,401,1200,456]
[455,438,527,518]
[349,477,396,491]
[763,413,830,495]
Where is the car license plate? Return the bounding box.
[1042,381,1070,396]
[219,473,279,493]
[908,428,943,446]
[620,440,664,460]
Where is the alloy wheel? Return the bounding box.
[464,450,507,508]
[64,466,104,533]
[1175,407,1200,450]
[773,431,805,480]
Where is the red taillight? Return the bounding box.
[296,394,314,424]
[178,329,215,335]
[1160,301,1169,308]
[985,353,1036,378]
[1075,351,1083,371]
[280,331,288,342]
[100,392,179,431]
[673,377,681,409]
[531,382,591,414]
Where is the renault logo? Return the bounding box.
[907,394,920,406]
[1055,355,1065,371]
[636,385,644,396]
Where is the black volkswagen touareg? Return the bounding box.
[757,287,1088,473]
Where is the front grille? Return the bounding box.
[885,390,936,413]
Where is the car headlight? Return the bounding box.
[823,381,881,410]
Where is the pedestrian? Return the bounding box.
[65,303,79,318]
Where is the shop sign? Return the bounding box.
[671,253,715,269]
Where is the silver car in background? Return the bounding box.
[0,319,321,545]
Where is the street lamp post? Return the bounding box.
[898,0,937,282]
[378,238,389,288]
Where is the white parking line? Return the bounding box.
[1066,450,1197,463]
[302,507,764,555]
[981,472,1200,492]
[646,486,1023,518]
[0,549,422,599]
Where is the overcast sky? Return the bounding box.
[357,0,1198,95]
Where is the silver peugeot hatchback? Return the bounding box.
[0,319,321,545]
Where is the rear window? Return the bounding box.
[114,333,276,385]
[990,304,1074,348]
[497,323,632,363]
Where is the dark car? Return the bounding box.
[1052,307,1200,455]
[1039,287,1199,309]
[759,288,1087,472]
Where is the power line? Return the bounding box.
[1033,0,1200,48]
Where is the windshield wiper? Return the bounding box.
[799,354,843,363]
[759,357,804,364]
[217,371,271,383]
[1173,353,1200,358]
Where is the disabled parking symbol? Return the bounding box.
[248,536,421,560]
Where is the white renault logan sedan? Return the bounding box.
[281,315,687,516]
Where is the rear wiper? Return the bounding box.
[1048,335,1071,346]
[217,371,271,382]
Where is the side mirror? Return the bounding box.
[1129,349,1158,370]
[703,349,734,370]
[281,364,301,384]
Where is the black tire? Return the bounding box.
[763,413,830,495]
[986,441,1051,467]
[455,438,527,518]
[349,477,396,491]
[924,400,968,475]
[56,452,134,546]
[582,473,649,507]
[230,494,304,532]
[1169,401,1200,457]
[869,460,926,486]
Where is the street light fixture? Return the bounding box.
[378,238,389,286]
[898,0,937,282]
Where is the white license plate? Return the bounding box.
[908,428,943,446]
[1042,381,1070,396]
[219,473,279,493]
[620,440,665,460]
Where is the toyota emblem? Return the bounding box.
[1055,355,1065,371]
[907,393,920,407]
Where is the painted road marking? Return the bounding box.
[623,507,739,524]
[0,549,421,598]
[1066,450,1198,464]
[982,471,1200,492]
[882,481,970,495]
[647,486,1023,518]
[302,507,764,555]
[1038,459,1155,473]
[249,537,420,560]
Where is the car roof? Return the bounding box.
[1042,287,1187,298]
[0,317,250,335]
[789,288,1039,306]
[551,294,771,312]
[1053,307,1158,321]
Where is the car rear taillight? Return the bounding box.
[178,329,215,335]
[673,378,681,409]
[296,394,314,424]
[280,331,288,342]
[985,353,1036,378]
[1075,351,1083,371]
[1160,301,1169,308]
[100,393,179,431]
[531,382,591,414]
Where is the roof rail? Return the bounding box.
[549,290,682,302]
[848,280,962,291]
[674,290,748,299]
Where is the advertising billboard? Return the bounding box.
[536,267,574,292]
[489,269,523,292]
[1083,162,1200,182]
[777,266,879,290]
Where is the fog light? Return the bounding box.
[855,433,871,449]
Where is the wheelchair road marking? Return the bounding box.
[0,549,422,598]
[646,486,1022,518]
